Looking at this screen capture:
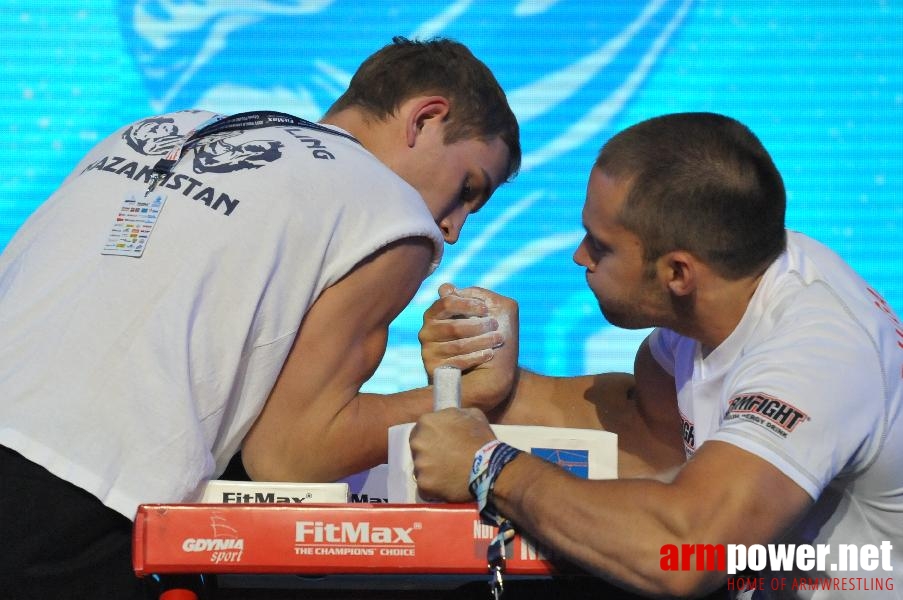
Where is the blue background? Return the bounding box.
[2,1,901,393]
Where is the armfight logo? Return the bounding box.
[724,393,809,438]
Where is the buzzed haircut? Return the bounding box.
[596,112,786,279]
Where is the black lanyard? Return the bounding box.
[147,111,359,190]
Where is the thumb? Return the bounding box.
[438,282,458,298]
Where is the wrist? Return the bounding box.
[468,439,501,499]
[468,439,522,524]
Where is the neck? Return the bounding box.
[681,271,765,354]
[320,109,381,155]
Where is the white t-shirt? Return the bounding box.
[0,110,444,519]
[650,231,902,598]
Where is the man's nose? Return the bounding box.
[573,236,591,267]
[440,211,466,244]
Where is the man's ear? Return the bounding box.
[660,251,698,297]
[405,96,450,148]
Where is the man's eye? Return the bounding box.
[459,180,472,201]
[589,236,609,254]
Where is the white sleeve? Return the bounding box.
[647,327,678,377]
[711,296,885,499]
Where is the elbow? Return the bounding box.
[241,435,359,483]
[239,446,277,482]
[241,448,317,483]
[239,437,303,483]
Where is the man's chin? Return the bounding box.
[599,307,650,330]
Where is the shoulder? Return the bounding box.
[754,233,880,346]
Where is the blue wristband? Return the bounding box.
[468,441,522,526]
[468,440,522,594]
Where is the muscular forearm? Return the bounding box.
[244,238,440,483]
[490,369,684,479]
[319,387,438,478]
[490,369,626,427]
[490,454,725,596]
[487,439,813,596]
[243,385,436,483]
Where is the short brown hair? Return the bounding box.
[596,112,786,279]
[325,36,521,182]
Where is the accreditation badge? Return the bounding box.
[101,190,167,258]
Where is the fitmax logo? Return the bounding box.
[221,491,312,503]
[295,521,416,544]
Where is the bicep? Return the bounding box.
[278,237,435,396]
[241,237,435,480]
[493,347,684,478]
[632,335,681,435]
[531,336,685,478]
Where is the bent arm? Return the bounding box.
[241,237,439,482]
[493,337,686,479]
[491,440,813,596]
[410,405,812,595]
[419,288,684,478]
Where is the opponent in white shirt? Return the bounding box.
[409,112,901,599]
[650,231,902,597]
[0,37,520,598]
